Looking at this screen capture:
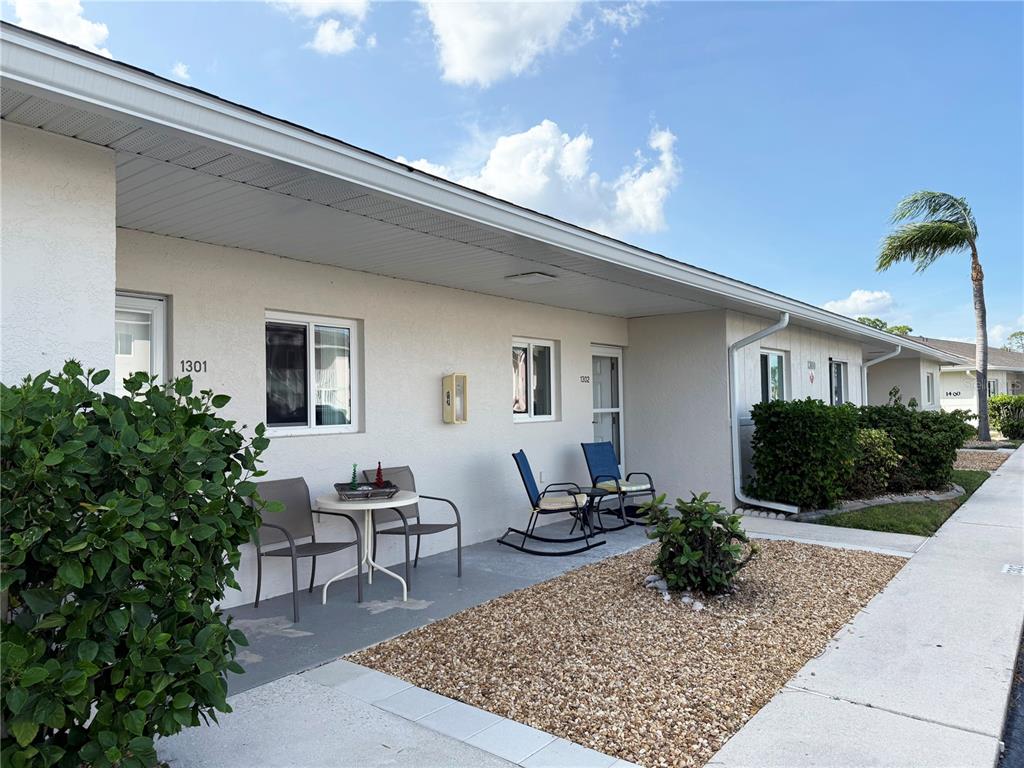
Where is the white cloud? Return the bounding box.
[270,0,373,54]
[171,61,190,81]
[599,1,649,33]
[271,0,369,21]
[422,1,581,87]
[989,318,1024,347]
[9,0,111,57]
[823,289,896,318]
[397,120,680,237]
[306,19,358,54]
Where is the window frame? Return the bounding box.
[759,349,787,404]
[925,372,936,405]
[828,358,848,406]
[512,337,557,423]
[265,310,361,437]
[115,292,167,396]
[988,378,999,397]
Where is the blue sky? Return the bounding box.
[6,1,1021,342]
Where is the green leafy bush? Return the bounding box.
[1,362,271,768]
[644,492,754,594]
[845,429,901,499]
[747,398,860,509]
[989,394,1024,439]
[858,402,973,492]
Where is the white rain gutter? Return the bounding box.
[728,312,800,515]
[860,345,903,406]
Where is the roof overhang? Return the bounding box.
[0,22,957,362]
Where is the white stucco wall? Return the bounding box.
[1,122,116,383]
[623,311,733,509]
[116,228,629,606]
[868,357,942,410]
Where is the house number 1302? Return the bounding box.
[180,360,207,374]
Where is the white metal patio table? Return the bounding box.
[314,490,418,604]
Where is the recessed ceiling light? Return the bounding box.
[505,272,558,285]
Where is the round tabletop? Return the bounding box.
[315,490,418,511]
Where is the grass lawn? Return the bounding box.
[819,469,990,537]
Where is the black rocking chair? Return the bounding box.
[497,450,605,556]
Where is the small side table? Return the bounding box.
[314,490,419,603]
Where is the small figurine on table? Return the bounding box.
[374,461,385,488]
[349,463,359,490]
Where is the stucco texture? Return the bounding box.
[116,228,629,605]
[1,122,116,383]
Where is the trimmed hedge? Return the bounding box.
[859,402,973,492]
[846,428,901,499]
[747,398,859,509]
[748,398,973,509]
[1,363,271,768]
[990,394,1024,440]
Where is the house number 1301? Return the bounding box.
[180,360,207,374]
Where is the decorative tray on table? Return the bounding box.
[333,482,400,501]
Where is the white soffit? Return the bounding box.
[0,22,955,357]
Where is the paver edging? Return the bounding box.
[738,484,965,523]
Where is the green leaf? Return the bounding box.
[61,532,89,552]
[91,369,111,385]
[211,394,231,408]
[78,640,99,662]
[21,589,59,614]
[191,524,216,541]
[6,687,29,715]
[43,450,65,466]
[9,718,38,747]
[123,709,146,736]
[187,430,207,448]
[172,692,194,709]
[105,609,130,635]
[92,550,113,580]
[58,559,85,589]
[20,666,49,686]
[174,377,194,396]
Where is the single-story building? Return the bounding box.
[0,23,957,606]
[910,336,1024,416]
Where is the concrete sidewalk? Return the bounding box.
[711,448,1024,767]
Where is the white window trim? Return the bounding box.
[513,336,557,423]
[925,372,936,405]
[115,292,167,390]
[829,359,849,406]
[265,310,361,437]
[759,349,788,403]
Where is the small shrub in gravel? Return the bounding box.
[990,394,1024,440]
[845,428,901,499]
[644,492,754,594]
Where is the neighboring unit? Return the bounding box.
[913,336,1024,417]
[0,23,958,606]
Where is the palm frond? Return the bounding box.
[890,190,978,238]
[877,221,972,272]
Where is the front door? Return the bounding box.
[114,293,166,396]
[591,346,624,473]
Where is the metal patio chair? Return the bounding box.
[253,477,363,623]
[362,466,462,591]
[497,449,605,556]
[581,441,657,529]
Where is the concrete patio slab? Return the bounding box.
[712,448,1024,767]
[157,674,513,768]
[226,519,650,693]
[707,688,999,768]
[741,515,926,556]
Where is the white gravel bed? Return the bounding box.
[351,540,904,767]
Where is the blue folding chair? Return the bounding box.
[581,441,656,529]
[497,450,605,556]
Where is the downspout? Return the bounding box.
[728,312,800,515]
[860,345,902,406]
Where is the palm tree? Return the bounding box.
[877,191,990,439]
